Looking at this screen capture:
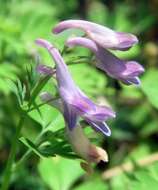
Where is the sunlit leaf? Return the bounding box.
[141,69,158,109]
[38,157,84,190]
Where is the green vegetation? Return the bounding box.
[0,0,158,189]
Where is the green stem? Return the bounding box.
[67,60,92,65]
[12,149,31,171]
[12,129,45,171]
[27,97,58,113]
[1,69,53,189]
[12,96,59,171]
[1,115,25,190]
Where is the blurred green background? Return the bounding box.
[0,0,158,189]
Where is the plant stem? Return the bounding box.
[1,115,25,190]
[27,96,59,113]
[12,149,31,171]
[12,129,45,171]
[1,70,53,189]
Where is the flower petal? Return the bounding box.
[36,39,76,92]
[87,121,111,136]
[40,92,77,130]
[67,36,98,53]
[121,61,144,77]
[66,37,144,85]
[115,32,138,50]
[36,64,55,76]
[63,88,116,122]
[121,77,141,86]
[53,20,138,50]
[63,103,78,130]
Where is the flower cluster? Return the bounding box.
[36,20,144,168]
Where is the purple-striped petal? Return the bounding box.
[66,37,144,85]
[53,20,138,50]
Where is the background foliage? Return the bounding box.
[0,0,158,189]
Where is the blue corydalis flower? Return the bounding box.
[53,20,138,51]
[35,38,115,136]
[66,37,144,85]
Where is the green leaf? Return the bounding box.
[29,76,51,107]
[140,120,158,137]
[0,63,20,95]
[125,142,151,162]
[28,102,64,129]
[74,178,108,190]
[122,84,142,99]
[38,157,84,190]
[131,169,158,190]
[70,64,106,96]
[87,2,109,25]
[39,130,79,159]
[0,78,12,95]
[39,141,78,159]
[7,79,26,106]
[112,45,140,59]
[0,63,19,80]
[141,69,158,109]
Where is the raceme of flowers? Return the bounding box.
[35,20,144,167]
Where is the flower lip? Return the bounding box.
[83,105,116,122]
[121,61,145,77]
[121,77,141,86]
[88,121,111,137]
[65,89,116,122]
[53,19,138,50]
[115,32,139,50]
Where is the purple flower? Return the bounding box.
[40,92,109,168]
[66,37,144,85]
[36,64,55,76]
[53,20,138,51]
[40,92,108,164]
[35,38,115,136]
